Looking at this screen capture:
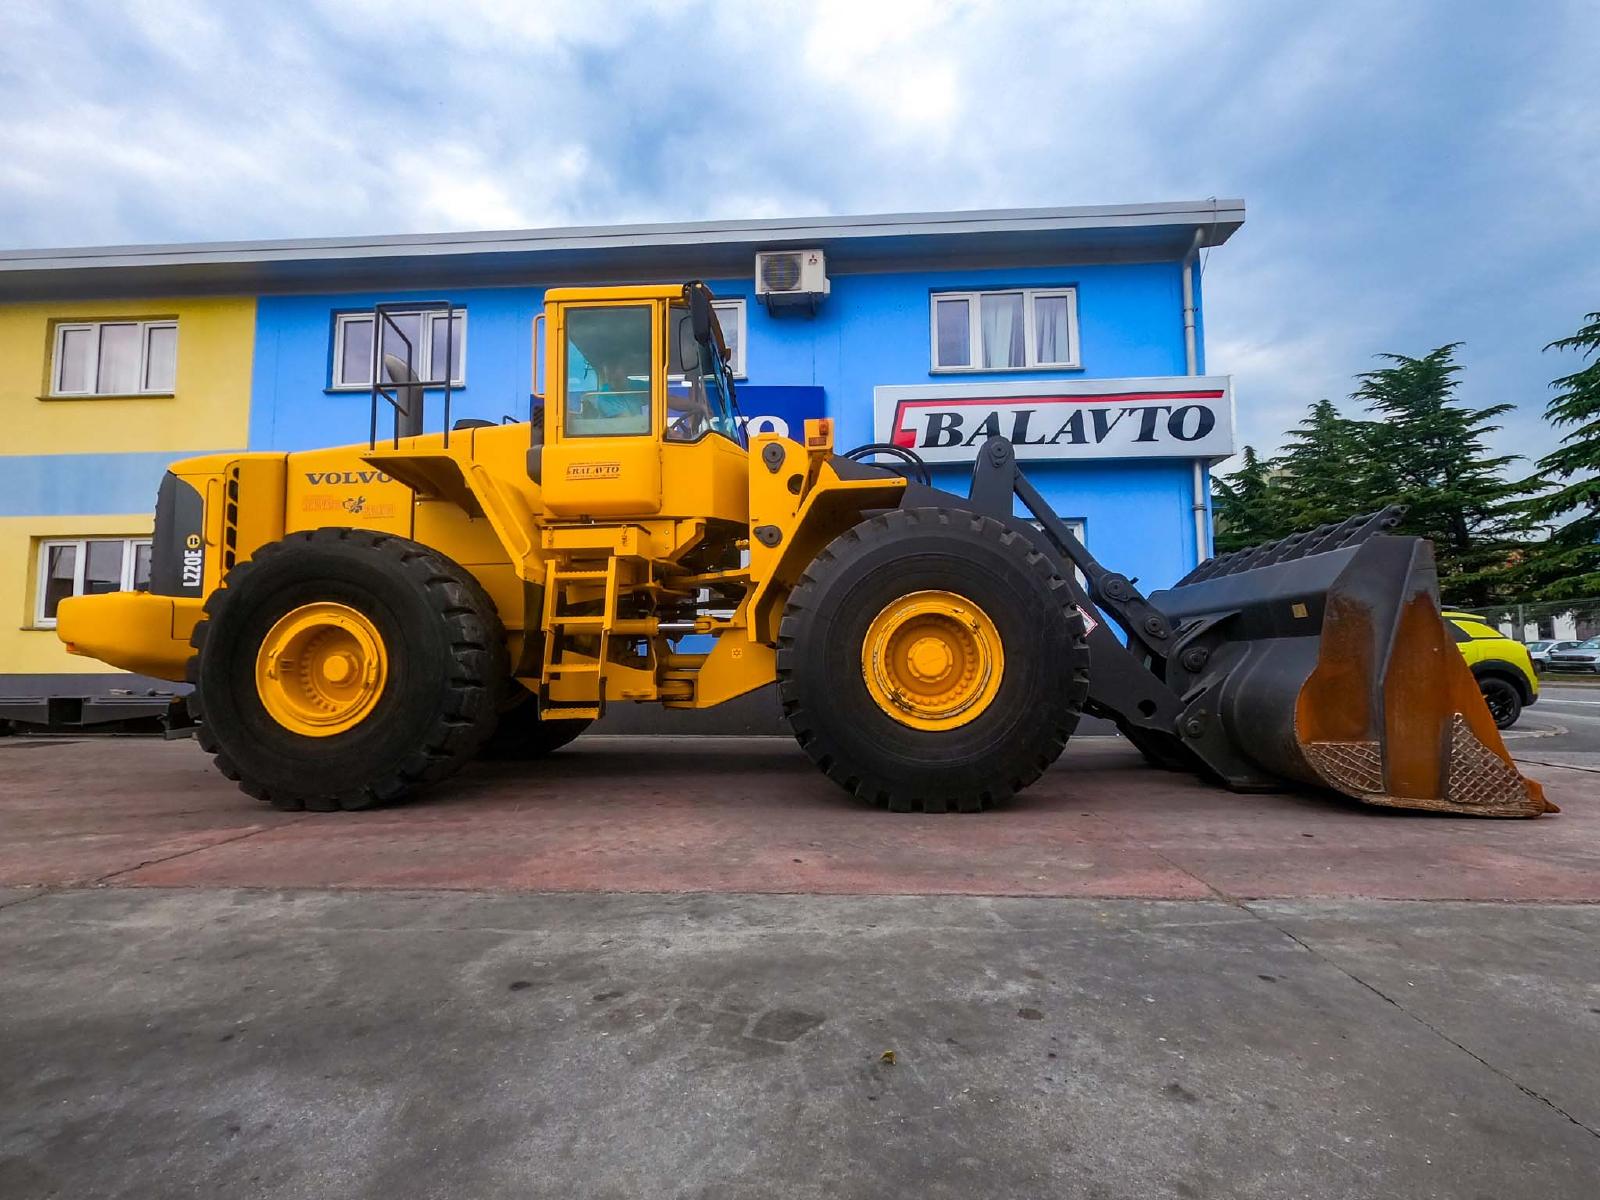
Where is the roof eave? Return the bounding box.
[0,200,1245,301]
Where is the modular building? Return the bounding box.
[0,200,1244,726]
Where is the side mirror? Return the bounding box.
[676,313,699,373]
[687,282,714,345]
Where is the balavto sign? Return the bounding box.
[874,376,1234,463]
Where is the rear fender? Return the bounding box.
[745,435,906,642]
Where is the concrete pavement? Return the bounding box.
[1516,683,1600,765]
[1,888,1596,1199]
[3,735,1598,1198]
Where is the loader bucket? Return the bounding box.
[1153,533,1553,817]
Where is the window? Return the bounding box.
[332,309,465,389]
[712,299,746,378]
[667,300,743,447]
[34,537,152,627]
[667,299,746,383]
[564,305,654,437]
[51,320,178,396]
[930,288,1079,371]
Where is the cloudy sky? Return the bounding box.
[2,0,1595,467]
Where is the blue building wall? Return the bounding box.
[0,450,224,518]
[249,286,546,451]
[249,258,1209,590]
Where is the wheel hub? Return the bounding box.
[861,590,1005,730]
[254,602,387,737]
[906,636,954,682]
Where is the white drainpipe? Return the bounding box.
[1181,228,1209,562]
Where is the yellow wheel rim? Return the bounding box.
[861,589,1005,730]
[254,602,387,737]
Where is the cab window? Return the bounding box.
[666,302,744,447]
[564,306,653,437]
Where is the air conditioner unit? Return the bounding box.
[755,249,830,314]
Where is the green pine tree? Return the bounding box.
[1353,345,1535,604]
[1521,312,1600,600]
[1211,445,1288,553]
[1275,397,1381,528]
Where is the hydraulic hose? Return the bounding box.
[842,442,932,486]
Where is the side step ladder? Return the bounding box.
[537,558,621,720]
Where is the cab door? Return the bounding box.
[541,300,665,517]
[658,297,751,525]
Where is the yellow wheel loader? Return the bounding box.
[56,283,1552,817]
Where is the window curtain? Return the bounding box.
[980,293,1025,368]
[97,324,141,393]
[1035,295,1071,364]
[144,326,177,391]
[57,328,92,391]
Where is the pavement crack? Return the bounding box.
[88,816,315,886]
[1121,800,1600,1143]
[1242,904,1600,1142]
[0,890,51,915]
[1099,815,1241,905]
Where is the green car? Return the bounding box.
[1442,610,1539,730]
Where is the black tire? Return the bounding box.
[480,693,592,760]
[776,507,1090,812]
[188,529,507,811]
[1478,676,1522,730]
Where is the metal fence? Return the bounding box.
[1452,597,1600,643]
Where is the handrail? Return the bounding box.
[530,311,546,445]
[366,300,458,449]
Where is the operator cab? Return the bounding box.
[557,284,741,444]
[539,282,750,523]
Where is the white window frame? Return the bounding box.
[1026,518,1088,587]
[50,320,179,396]
[929,287,1080,372]
[713,298,747,379]
[33,537,153,628]
[664,297,748,382]
[330,308,467,391]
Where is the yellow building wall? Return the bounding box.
[1,295,255,682]
[0,515,156,674]
[1,295,255,456]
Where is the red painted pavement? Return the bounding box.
[0,735,1593,900]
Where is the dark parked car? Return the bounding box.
[1547,637,1600,674]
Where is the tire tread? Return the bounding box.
[186,529,507,812]
[776,506,1089,813]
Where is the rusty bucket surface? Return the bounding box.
[1154,531,1552,818]
[1292,540,1551,816]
